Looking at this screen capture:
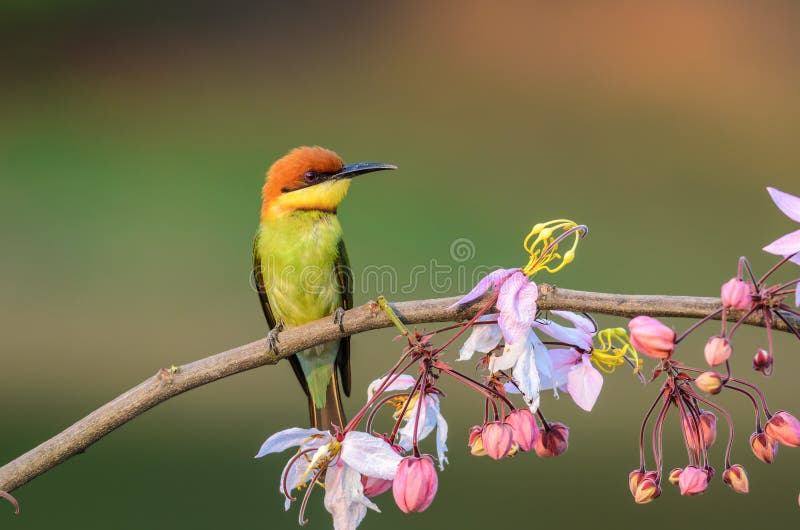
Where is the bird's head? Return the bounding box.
[261,146,396,220]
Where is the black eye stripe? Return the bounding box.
[280,171,338,194]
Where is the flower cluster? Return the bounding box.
[255,187,800,529]
[625,187,800,503]
[256,220,611,529]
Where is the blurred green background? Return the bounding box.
[2,1,799,528]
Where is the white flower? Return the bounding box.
[457,314,503,361]
[255,428,402,530]
[367,374,449,470]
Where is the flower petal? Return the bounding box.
[457,316,502,361]
[514,331,545,412]
[324,461,379,530]
[488,333,530,372]
[763,229,800,257]
[397,395,439,451]
[341,432,402,480]
[255,427,329,458]
[367,374,417,401]
[795,282,799,307]
[449,268,519,308]
[566,354,604,412]
[496,274,538,345]
[551,310,596,335]
[767,187,800,223]
[538,348,581,391]
[280,453,314,510]
[532,319,593,352]
[435,405,449,470]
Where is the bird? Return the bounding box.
[253,146,396,431]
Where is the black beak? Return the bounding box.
[333,162,397,179]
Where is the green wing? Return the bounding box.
[334,239,353,397]
[252,236,310,397]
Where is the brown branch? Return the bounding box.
[1,285,797,496]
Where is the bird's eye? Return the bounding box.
[303,170,319,183]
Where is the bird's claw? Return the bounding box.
[333,307,346,332]
[267,322,284,353]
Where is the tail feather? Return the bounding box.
[309,369,346,431]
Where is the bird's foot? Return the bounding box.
[333,307,346,332]
[267,322,284,353]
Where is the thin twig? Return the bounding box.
[0,285,797,495]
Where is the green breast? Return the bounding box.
[256,211,344,326]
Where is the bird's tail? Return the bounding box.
[309,369,346,431]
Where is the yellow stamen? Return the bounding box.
[522,219,587,277]
[590,328,642,375]
[390,394,420,421]
[298,440,341,484]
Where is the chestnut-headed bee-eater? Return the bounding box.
[253,146,396,430]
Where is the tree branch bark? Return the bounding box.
[1,285,797,495]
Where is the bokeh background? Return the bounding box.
[2,1,799,528]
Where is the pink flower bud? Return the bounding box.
[481,421,515,460]
[534,422,569,458]
[699,411,717,448]
[721,278,752,310]
[667,468,682,485]
[749,432,779,464]
[752,348,773,376]
[694,371,723,394]
[764,411,800,447]
[681,411,716,451]
[392,455,438,513]
[722,464,749,494]
[362,475,393,498]
[467,425,486,456]
[628,316,676,359]
[704,336,732,367]
[678,465,708,496]
[628,470,645,495]
[504,409,540,452]
[634,478,661,504]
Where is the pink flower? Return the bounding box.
[721,278,753,310]
[752,348,774,375]
[764,411,800,447]
[694,371,723,394]
[633,477,661,504]
[451,268,538,345]
[504,409,540,452]
[467,425,486,456]
[683,411,717,451]
[461,310,598,414]
[628,316,675,359]
[566,354,604,412]
[749,431,779,464]
[763,187,800,266]
[722,464,749,495]
[704,336,732,367]
[362,476,393,498]
[481,421,515,459]
[392,456,438,513]
[255,428,403,529]
[534,422,569,458]
[678,466,708,496]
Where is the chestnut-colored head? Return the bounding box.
[261,146,395,220]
